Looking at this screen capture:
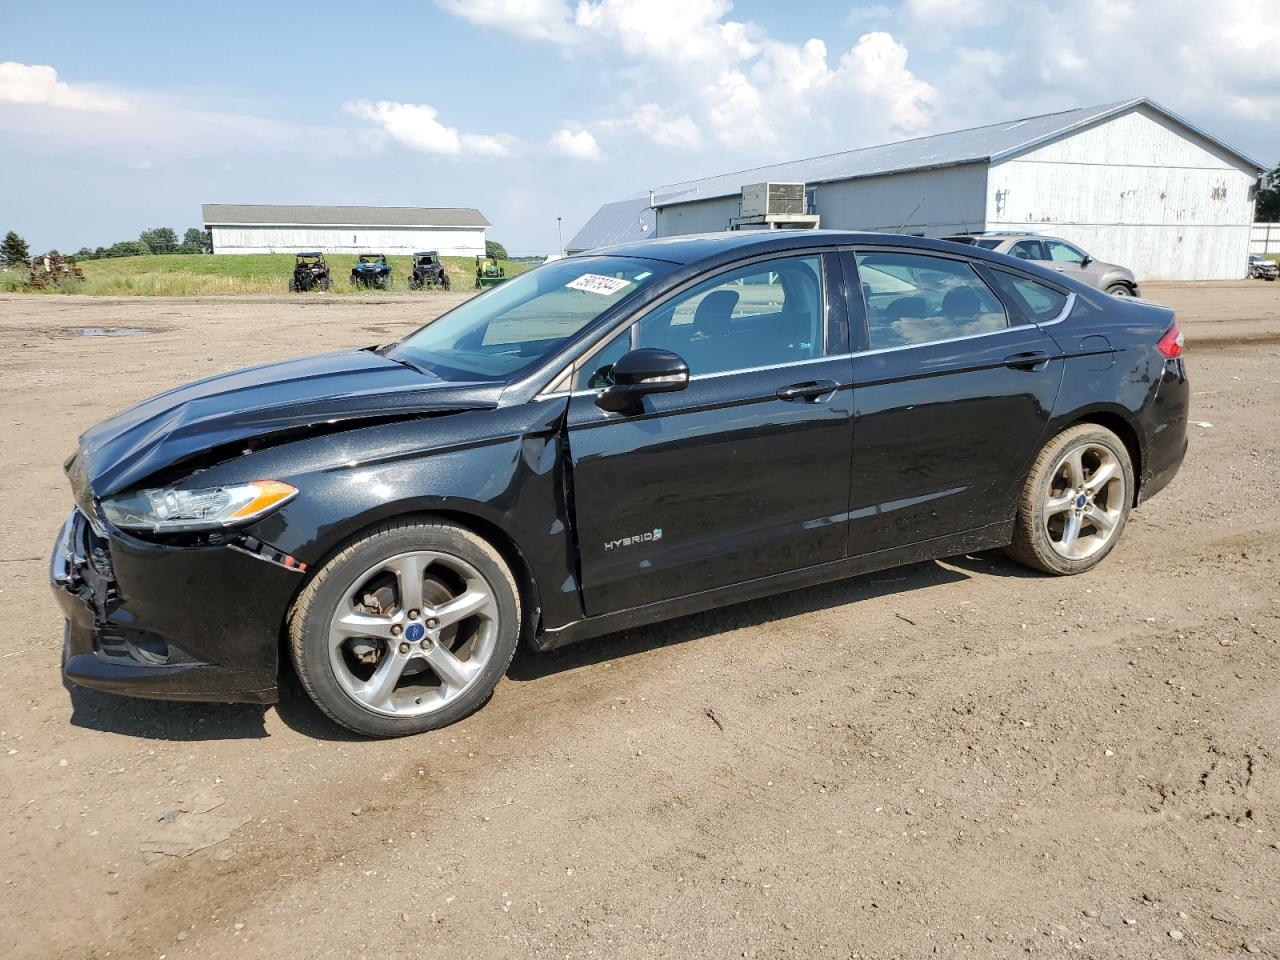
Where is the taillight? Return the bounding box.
[1156,322,1184,359]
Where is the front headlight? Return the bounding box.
[101,480,298,533]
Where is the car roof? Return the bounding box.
[587,229,1036,265]
[296,251,324,257]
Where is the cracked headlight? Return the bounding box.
[101,480,298,533]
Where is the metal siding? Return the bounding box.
[987,108,1257,281]
[652,165,989,240]
[210,225,486,256]
[813,165,988,236]
[654,197,742,237]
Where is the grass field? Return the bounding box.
[1,253,531,296]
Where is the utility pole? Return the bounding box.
[557,216,564,257]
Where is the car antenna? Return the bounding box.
[895,199,925,235]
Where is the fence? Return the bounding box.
[1251,223,1280,255]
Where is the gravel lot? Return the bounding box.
[1,282,1277,960]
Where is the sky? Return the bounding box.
[2,0,1278,255]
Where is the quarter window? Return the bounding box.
[578,255,825,385]
[1046,240,1086,264]
[856,251,1008,349]
[986,269,1070,323]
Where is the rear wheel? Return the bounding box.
[288,520,520,737]
[1005,424,1134,575]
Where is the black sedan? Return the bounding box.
[52,231,1188,737]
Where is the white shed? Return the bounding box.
[570,99,1266,281]
[202,204,489,257]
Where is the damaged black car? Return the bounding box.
[52,232,1189,737]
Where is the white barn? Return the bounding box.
[569,99,1266,281]
[202,204,489,256]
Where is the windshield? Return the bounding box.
[975,239,1003,250]
[387,255,672,381]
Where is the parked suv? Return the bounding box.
[943,232,1139,297]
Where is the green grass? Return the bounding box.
[3,253,530,296]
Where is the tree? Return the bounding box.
[181,227,212,254]
[105,239,144,258]
[485,239,508,260]
[139,226,179,254]
[1,230,30,265]
[1257,164,1280,222]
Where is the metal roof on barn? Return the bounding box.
[202,204,490,228]
[566,98,1266,252]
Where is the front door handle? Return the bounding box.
[1004,351,1051,371]
[776,379,839,401]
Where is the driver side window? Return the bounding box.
[574,255,825,388]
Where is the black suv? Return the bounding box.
[52,232,1188,737]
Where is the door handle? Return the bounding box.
[1003,351,1051,371]
[776,379,839,401]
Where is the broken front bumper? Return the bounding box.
[51,508,301,704]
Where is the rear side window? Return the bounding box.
[986,269,1070,323]
[856,251,1008,349]
[1009,239,1047,260]
[1046,240,1086,264]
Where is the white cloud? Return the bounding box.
[903,0,1007,27]
[437,0,578,43]
[935,0,1280,134]
[345,99,517,158]
[549,127,603,161]
[436,0,936,158]
[596,103,703,151]
[0,62,127,112]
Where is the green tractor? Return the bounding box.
[474,254,507,289]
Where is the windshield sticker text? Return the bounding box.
[567,274,633,296]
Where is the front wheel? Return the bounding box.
[1004,424,1134,575]
[1106,283,1133,297]
[288,520,521,737]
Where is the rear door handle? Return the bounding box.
[776,379,839,401]
[1003,351,1051,371]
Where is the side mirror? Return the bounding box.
[1080,254,1093,267]
[595,348,690,412]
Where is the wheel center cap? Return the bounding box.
[1075,494,1087,509]
[404,622,426,643]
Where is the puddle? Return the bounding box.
[73,327,154,337]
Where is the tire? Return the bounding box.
[441,275,450,290]
[1106,283,1133,297]
[1004,423,1135,576]
[288,279,298,292]
[288,519,521,737]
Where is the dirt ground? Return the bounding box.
[0,282,1277,960]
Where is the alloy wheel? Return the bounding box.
[327,550,500,718]
[1042,442,1127,561]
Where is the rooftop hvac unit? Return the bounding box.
[741,182,807,218]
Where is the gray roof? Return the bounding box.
[566,196,655,253]
[202,204,490,228]
[568,97,1267,250]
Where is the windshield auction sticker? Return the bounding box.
[566,274,633,296]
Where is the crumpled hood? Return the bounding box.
[77,348,497,497]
